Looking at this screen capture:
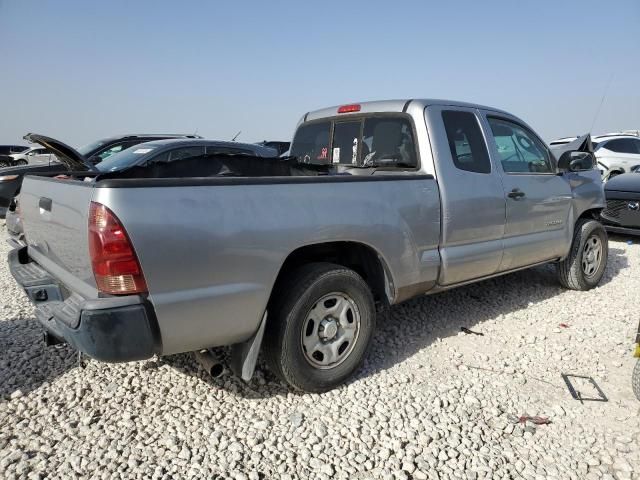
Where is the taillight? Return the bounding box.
[88,202,147,295]
[337,104,361,114]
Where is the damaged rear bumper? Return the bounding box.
[8,246,161,362]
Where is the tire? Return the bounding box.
[633,360,640,401]
[264,262,376,392]
[0,160,9,168]
[556,218,608,290]
[15,159,27,166]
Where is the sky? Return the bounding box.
[1,0,639,148]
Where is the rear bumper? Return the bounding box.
[8,246,161,362]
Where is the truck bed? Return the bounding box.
[17,173,441,355]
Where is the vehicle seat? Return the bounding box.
[370,122,403,163]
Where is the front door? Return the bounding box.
[425,105,506,285]
[481,113,573,271]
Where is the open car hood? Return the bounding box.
[23,133,97,172]
[549,133,593,160]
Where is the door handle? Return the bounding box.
[507,189,525,199]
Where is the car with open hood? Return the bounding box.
[0,133,203,217]
[551,132,640,181]
[5,135,276,242]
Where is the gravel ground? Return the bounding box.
[1,224,639,480]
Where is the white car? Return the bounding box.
[10,146,58,166]
[550,132,640,180]
[592,134,640,178]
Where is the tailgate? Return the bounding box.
[19,176,97,291]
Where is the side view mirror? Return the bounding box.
[558,151,594,172]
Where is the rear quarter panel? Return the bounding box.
[94,177,441,354]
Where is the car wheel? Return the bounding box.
[633,360,640,401]
[557,219,608,290]
[15,159,27,166]
[0,159,9,168]
[264,262,376,392]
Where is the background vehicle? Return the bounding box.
[601,170,640,235]
[255,141,290,156]
[592,133,640,179]
[0,145,29,167]
[8,146,58,166]
[8,99,607,392]
[4,137,275,240]
[551,132,640,180]
[0,133,203,218]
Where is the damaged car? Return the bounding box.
[8,99,608,392]
[5,136,277,244]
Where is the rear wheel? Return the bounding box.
[264,263,375,392]
[557,219,608,290]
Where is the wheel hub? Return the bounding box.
[582,234,603,277]
[300,292,361,369]
[319,317,339,340]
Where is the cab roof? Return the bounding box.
[303,99,512,122]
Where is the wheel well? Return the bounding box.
[270,242,391,307]
[577,208,603,222]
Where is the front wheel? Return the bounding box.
[15,159,27,166]
[556,219,608,290]
[0,159,10,168]
[264,263,376,392]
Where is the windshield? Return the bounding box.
[77,140,107,156]
[95,145,158,172]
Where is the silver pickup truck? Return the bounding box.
[8,99,607,392]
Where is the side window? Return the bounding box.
[487,117,552,173]
[290,121,331,164]
[168,146,206,162]
[97,144,125,161]
[206,145,253,155]
[605,138,639,154]
[332,121,361,165]
[441,110,491,174]
[361,117,417,168]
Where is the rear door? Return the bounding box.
[425,105,506,285]
[481,113,572,270]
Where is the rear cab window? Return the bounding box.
[290,122,331,164]
[441,110,491,174]
[290,115,418,170]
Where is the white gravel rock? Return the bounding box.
[1,226,640,479]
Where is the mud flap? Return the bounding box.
[229,311,267,381]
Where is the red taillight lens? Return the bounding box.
[89,202,147,295]
[337,104,361,114]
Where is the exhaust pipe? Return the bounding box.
[44,331,65,347]
[194,349,225,378]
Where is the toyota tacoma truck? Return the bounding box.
[8,99,607,392]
